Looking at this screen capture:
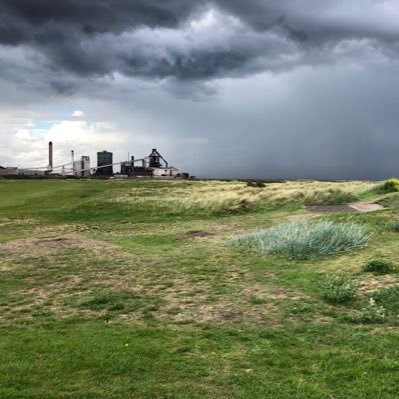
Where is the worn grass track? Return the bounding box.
[1,178,399,398]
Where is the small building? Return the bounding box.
[0,166,18,175]
[152,167,180,177]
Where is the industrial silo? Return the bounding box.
[96,151,113,176]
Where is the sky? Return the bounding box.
[1,0,399,179]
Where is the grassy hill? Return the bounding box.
[1,179,399,398]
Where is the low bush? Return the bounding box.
[321,277,358,304]
[363,259,394,274]
[382,178,399,193]
[349,298,386,324]
[230,220,371,260]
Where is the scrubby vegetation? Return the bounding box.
[1,178,399,398]
[231,220,370,260]
[321,277,358,304]
[372,286,399,316]
[363,259,395,274]
[382,178,399,192]
[372,177,399,194]
[349,298,386,324]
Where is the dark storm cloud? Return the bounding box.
[0,0,190,39]
[1,0,398,80]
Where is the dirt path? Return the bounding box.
[305,202,385,213]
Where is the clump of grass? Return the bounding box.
[362,259,395,275]
[231,220,371,260]
[304,189,357,205]
[321,277,358,304]
[388,220,399,232]
[349,298,386,324]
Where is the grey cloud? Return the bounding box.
[1,0,399,82]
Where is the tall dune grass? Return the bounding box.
[110,180,375,215]
[231,220,371,260]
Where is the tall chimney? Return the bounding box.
[49,141,53,171]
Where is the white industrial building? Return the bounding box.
[73,156,90,176]
[152,167,180,177]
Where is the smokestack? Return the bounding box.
[49,141,53,171]
[71,150,74,163]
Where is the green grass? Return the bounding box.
[1,178,399,398]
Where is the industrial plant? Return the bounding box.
[0,142,190,179]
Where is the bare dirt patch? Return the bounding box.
[350,203,385,212]
[0,235,117,258]
[182,230,215,239]
[358,274,399,293]
[305,202,385,213]
[153,300,280,325]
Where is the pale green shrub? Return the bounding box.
[231,221,371,260]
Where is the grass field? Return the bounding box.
[1,178,399,398]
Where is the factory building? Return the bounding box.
[73,156,90,177]
[122,149,189,179]
[96,151,113,176]
[2,142,190,179]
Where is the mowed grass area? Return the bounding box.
[1,178,399,398]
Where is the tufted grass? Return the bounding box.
[231,220,371,260]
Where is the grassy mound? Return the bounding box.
[231,220,371,260]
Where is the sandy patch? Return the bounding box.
[350,203,385,212]
[358,274,399,293]
[0,235,116,256]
